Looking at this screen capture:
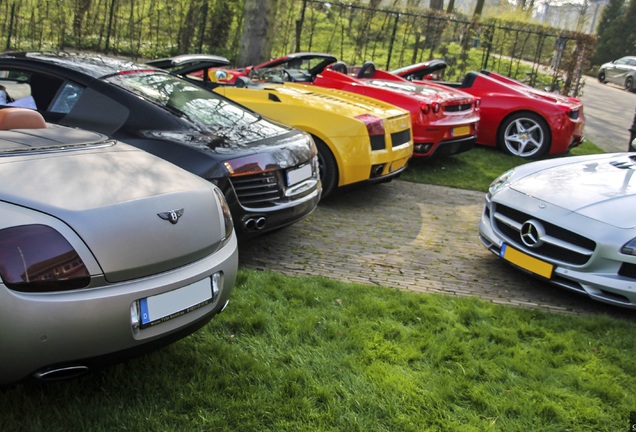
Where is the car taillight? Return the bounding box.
[355,114,385,136]
[419,102,440,114]
[0,225,90,292]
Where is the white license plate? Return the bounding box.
[139,278,212,328]
[287,163,312,186]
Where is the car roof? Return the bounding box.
[147,54,231,69]
[0,51,159,79]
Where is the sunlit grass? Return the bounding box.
[401,141,606,192]
[1,269,634,431]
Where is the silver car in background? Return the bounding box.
[0,108,238,384]
[479,153,636,309]
[598,56,636,92]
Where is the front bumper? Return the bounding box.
[479,194,636,309]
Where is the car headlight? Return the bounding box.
[213,187,234,249]
[0,225,90,292]
[487,169,514,199]
[621,238,636,256]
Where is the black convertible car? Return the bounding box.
[0,52,321,238]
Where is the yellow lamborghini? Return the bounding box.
[149,55,414,198]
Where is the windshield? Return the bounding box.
[106,72,263,129]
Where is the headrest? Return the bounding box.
[0,108,46,130]
[330,62,348,75]
[356,62,376,79]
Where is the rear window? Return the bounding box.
[106,72,263,129]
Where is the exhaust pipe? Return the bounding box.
[255,217,267,230]
[243,218,257,231]
[242,216,267,232]
[33,365,89,381]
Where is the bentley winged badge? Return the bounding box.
[158,208,185,224]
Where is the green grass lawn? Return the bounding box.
[401,141,606,192]
[2,269,634,431]
[2,140,634,432]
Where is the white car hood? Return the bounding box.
[509,154,636,229]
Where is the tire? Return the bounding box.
[626,76,636,93]
[497,112,551,159]
[314,137,338,199]
[598,70,606,84]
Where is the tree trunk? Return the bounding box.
[430,0,444,10]
[238,0,279,67]
[473,0,485,16]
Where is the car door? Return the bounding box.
[0,66,132,136]
[607,58,630,85]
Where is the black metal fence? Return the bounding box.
[1,0,595,96]
[270,1,596,97]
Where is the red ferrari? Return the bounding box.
[392,60,586,158]
[223,52,480,159]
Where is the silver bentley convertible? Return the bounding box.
[480,153,636,309]
[0,108,238,384]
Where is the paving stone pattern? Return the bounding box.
[239,180,635,319]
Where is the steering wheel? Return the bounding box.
[282,69,293,82]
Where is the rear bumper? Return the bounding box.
[0,235,239,385]
[412,135,476,158]
[548,111,586,155]
[232,186,321,238]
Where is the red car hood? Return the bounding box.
[472,72,583,109]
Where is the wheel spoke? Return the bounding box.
[513,119,526,133]
[525,123,540,134]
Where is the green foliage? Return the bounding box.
[1,0,593,96]
[1,268,634,431]
[593,0,629,65]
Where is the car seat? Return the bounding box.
[356,62,376,79]
[460,72,479,88]
[0,107,46,129]
[329,61,348,75]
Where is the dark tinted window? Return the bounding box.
[106,72,288,135]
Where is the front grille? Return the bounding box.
[390,129,411,148]
[231,172,282,208]
[444,103,472,112]
[492,203,596,266]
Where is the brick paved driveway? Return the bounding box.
[239,180,635,319]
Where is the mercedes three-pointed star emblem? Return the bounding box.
[520,219,545,248]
